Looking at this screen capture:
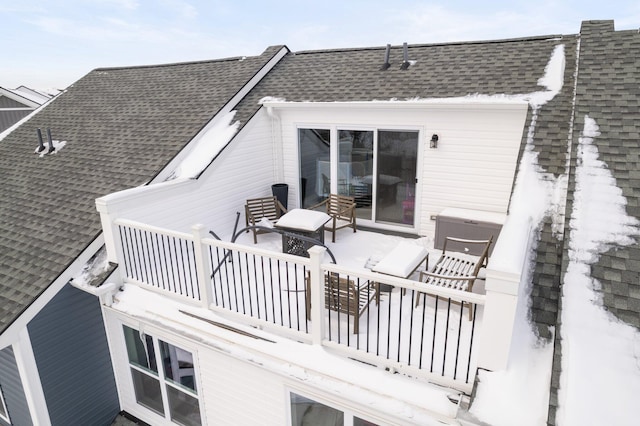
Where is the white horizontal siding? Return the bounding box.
[199,350,286,426]
[104,310,444,426]
[273,103,527,236]
[103,110,276,240]
[104,311,291,425]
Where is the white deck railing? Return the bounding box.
[107,218,500,392]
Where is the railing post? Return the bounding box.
[477,269,520,371]
[192,224,214,309]
[95,198,128,285]
[308,246,326,345]
[95,198,119,263]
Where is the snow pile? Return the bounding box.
[469,44,567,425]
[113,250,459,425]
[556,116,640,425]
[34,139,67,157]
[170,111,239,179]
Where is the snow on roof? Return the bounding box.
[261,44,565,109]
[469,43,568,425]
[112,280,459,425]
[169,111,240,179]
[556,116,640,425]
[11,86,52,104]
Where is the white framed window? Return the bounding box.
[289,391,380,426]
[0,384,10,424]
[123,325,201,426]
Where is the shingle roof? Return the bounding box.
[0,46,284,335]
[572,23,640,328]
[234,35,572,123]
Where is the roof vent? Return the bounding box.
[380,44,391,71]
[46,128,55,153]
[36,129,46,153]
[35,128,58,155]
[400,42,410,70]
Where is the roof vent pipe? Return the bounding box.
[380,44,391,70]
[36,129,45,153]
[401,42,410,70]
[46,128,55,153]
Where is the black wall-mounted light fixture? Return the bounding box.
[430,134,439,149]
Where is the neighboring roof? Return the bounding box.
[572,22,640,327]
[0,86,43,109]
[13,86,61,103]
[0,45,285,336]
[547,21,640,425]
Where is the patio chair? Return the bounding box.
[305,272,376,334]
[245,196,287,244]
[309,193,356,243]
[416,236,492,320]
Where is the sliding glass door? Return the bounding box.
[298,127,419,227]
[376,130,419,225]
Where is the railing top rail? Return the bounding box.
[323,263,486,305]
[114,218,193,241]
[203,236,313,267]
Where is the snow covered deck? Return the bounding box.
[96,214,529,395]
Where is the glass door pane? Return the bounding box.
[375,130,418,226]
[299,129,331,208]
[338,130,374,220]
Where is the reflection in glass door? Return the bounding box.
[376,130,418,226]
[301,128,418,227]
[299,129,330,208]
[337,130,374,220]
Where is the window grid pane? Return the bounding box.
[123,325,158,373]
[290,393,344,426]
[130,368,164,417]
[167,385,201,426]
[160,340,197,393]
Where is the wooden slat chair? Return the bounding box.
[305,272,376,334]
[416,236,493,320]
[245,196,287,244]
[310,194,356,243]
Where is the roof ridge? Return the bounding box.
[92,47,288,73]
[93,56,247,72]
[292,34,569,55]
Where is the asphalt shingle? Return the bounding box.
[0,46,284,334]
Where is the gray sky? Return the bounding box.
[2,0,638,90]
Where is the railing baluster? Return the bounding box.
[110,220,487,389]
[276,259,284,326]
[118,226,132,279]
[442,298,452,376]
[431,295,438,373]
[127,227,140,281]
[293,264,300,331]
[466,304,478,383]
[418,291,427,370]
[453,300,465,380]
[165,235,176,293]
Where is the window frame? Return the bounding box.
[287,389,382,426]
[122,325,201,426]
[297,124,422,229]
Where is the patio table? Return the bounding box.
[275,208,331,257]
